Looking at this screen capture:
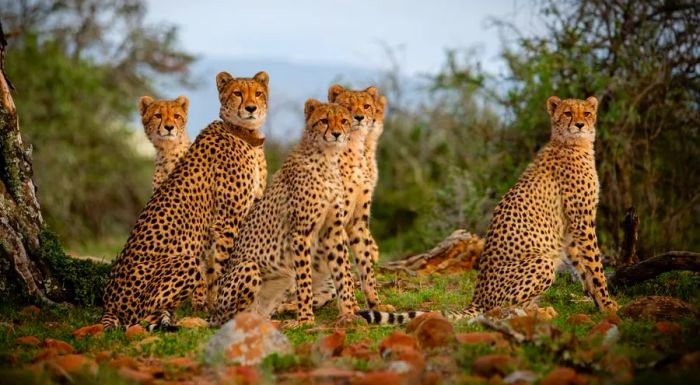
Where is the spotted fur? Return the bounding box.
[358,95,618,324]
[139,95,191,191]
[100,71,269,329]
[210,100,359,327]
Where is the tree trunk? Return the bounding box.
[0,21,61,303]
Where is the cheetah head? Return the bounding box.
[304,98,351,148]
[547,96,598,144]
[328,84,379,134]
[139,96,189,148]
[216,71,269,130]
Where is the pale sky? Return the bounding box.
[145,0,540,76]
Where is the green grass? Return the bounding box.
[1,271,699,384]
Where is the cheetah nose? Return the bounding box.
[332,132,341,139]
[164,124,174,132]
[575,122,584,129]
[245,105,257,113]
[354,115,364,122]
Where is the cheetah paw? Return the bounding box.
[282,318,314,329]
[334,313,367,328]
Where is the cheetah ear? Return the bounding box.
[138,96,154,116]
[546,96,561,117]
[377,95,388,110]
[305,98,322,119]
[364,86,379,98]
[586,96,598,112]
[253,71,269,87]
[175,95,189,112]
[216,71,235,94]
[328,84,345,102]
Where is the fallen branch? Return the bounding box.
[608,251,700,288]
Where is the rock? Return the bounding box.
[204,312,291,366]
[125,324,147,340]
[408,313,455,349]
[315,329,346,359]
[540,367,587,385]
[378,331,425,372]
[16,335,41,346]
[604,312,622,325]
[472,354,519,378]
[72,323,104,339]
[587,320,619,345]
[43,338,74,354]
[566,313,593,326]
[619,296,696,321]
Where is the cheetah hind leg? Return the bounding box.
[100,312,120,330]
[210,260,261,326]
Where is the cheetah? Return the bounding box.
[357,95,619,324]
[139,95,191,191]
[277,86,391,313]
[100,71,269,329]
[210,99,359,327]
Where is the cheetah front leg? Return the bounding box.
[206,222,238,310]
[323,218,360,317]
[289,229,316,326]
[347,193,393,311]
[563,199,618,312]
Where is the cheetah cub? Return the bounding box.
[210,99,359,327]
[139,95,191,191]
[358,95,619,324]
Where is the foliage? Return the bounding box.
[370,0,699,258]
[0,0,193,248]
[39,226,111,306]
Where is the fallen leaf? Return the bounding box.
[32,348,58,362]
[566,313,593,326]
[406,312,444,333]
[379,331,418,356]
[20,305,41,317]
[352,371,404,385]
[166,356,199,370]
[177,316,209,329]
[540,367,587,385]
[44,338,74,354]
[342,339,375,360]
[471,354,519,378]
[653,321,681,334]
[315,329,346,358]
[232,365,260,385]
[94,350,112,363]
[456,332,508,348]
[118,367,154,384]
[16,336,41,346]
[410,314,455,349]
[125,324,147,340]
[109,355,139,369]
[51,354,97,375]
[604,312,622,325]
[72,324,104,339]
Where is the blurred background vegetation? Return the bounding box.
[0,0,697,262]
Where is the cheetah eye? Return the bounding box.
[233,91,242,97]
[174,114,181,119]
[583,111,591,117]
[341,119,348,124]
[363,104,371,110]
[563,111,572,117]
[320,118,328,125]
[155,113,162,119]
[255,91,262,97]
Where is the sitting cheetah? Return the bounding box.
[100,71,269,329]
[210,99,359,327]
[139,95,191,191]
[277,87,391,313]
[358,95,619,324]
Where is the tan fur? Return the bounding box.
[139,95,191,190]
[211,100,358,327]
[101,71,269,329]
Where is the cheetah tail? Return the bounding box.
[356,303,483,325]
[100,312,120,330]
[356,310,428,325]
